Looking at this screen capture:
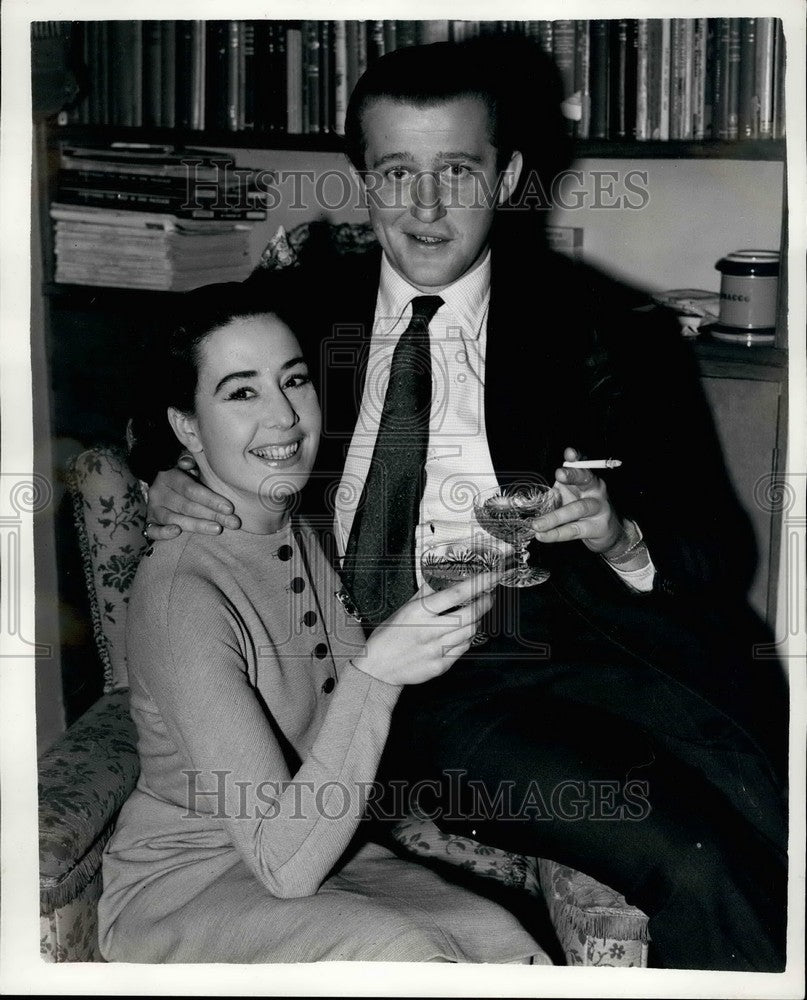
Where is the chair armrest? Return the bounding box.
[390,817,538,892]
[537,858,649,966]
[39,690,140,911]
[390,819,650,967]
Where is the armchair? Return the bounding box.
[39,447,145,960]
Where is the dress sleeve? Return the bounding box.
[141,569,401,899]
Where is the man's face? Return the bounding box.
[359,96,523,292]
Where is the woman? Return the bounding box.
[98,280,544,964]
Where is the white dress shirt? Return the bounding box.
[334,251,655,592]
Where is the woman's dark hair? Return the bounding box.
[344,36,572,213]
[129,275,315,483]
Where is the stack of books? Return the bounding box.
[55,143,269,220]
[63,18,785,141]
[52,144,264,291]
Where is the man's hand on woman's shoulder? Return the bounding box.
[145,454,241,541]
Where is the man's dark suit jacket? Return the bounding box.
[264,224,788,842]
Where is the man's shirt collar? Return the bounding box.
[377,249,492,340]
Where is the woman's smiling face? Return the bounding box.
[170,313,321,532]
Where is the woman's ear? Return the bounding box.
[167,407,203,454]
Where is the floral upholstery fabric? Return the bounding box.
[39,691,140,908]
[538,858,649,967]
[391,820,649,968]
[255,221,377,273]
[40,869,104,963]
[67,447,149,692]
[39,689,140,962]
[390,817,539,893]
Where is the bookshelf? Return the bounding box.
[35,18,789,342]
[36,17,790,371]
[52,124,787,162]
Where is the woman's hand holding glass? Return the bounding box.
[353,571,500,687]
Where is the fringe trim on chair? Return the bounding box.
[40,826,113,914]
[67,454,115,695]
[545,896,650,944]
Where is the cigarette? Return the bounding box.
[562,459,623,469]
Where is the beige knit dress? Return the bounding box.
[97,518,546,963]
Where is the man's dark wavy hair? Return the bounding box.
[344,36,573,214]
[128,274,315,484]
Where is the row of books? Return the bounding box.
[63,18,786,142]
[55,143,269,220]
[578,18,787,141]
[67,20,496,135]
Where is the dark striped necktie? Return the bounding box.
[340,295,444,628]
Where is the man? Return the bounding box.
[144,39,787,970]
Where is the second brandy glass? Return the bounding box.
[473,482,561,588]
[420,539,504,647]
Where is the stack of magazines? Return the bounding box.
[52,143,267,291]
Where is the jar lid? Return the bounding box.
[716,250,780,276]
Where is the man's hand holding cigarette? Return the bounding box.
[531,446,636,561]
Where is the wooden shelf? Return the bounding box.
[694,335,787,380]
[574,139,786,161]
[52,123,787,162]
[53,124,347,154]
